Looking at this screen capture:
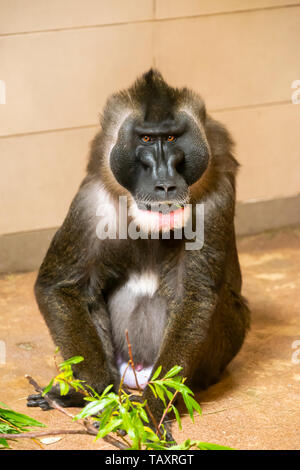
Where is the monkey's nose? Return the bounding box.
[154,182,177,196]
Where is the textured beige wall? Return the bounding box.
[0,0,299,236]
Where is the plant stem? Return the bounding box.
[25,374,127,450]
[155,389,180,435]
[25,375,75,419]
[125,330,162,439]
[0,429,89,439]
[0,413,44,449]
[118,361,130,399]
[125,330,142,395]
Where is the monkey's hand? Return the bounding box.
[27,383,86,410]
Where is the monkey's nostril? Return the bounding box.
[155,183,176,194]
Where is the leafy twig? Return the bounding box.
[25,374,127,450]
[25,375,75,420]
[124,330,162,437]
[125,330,143,395]
[0,415,44,449]
[156,388,180,436]
[0,429,88,439]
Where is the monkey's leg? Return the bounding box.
[142,284,248,424]
[27,285,120,410]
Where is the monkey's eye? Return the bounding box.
[166,135,176,143]
[141,135,152,143]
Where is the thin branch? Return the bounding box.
[125,330,143,395]
[125,330,162,438]
[25,374,127,450]
[0,415,44,450]
[118,360,130,400]
[25,375,75,420]
[156,389,180,435]
[53,350,92,399]
[115,429,132,448]
[0,429,89,439]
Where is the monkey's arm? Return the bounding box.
[35,281,119,392]
[33,186,120,395]
[142,255,221,422]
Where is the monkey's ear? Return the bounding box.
[180,87,207,124]
[199,102,206,123]
[205,116,239,177]
[205,116,235,157]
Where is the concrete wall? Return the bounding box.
[0,1,299,271]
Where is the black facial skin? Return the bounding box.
[110,113,210,211]
[27,70,250,442]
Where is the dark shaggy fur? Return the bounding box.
[28,70,250,437]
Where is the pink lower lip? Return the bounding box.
[140,207,185,230]
[158,208,185,229]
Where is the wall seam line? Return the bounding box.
[0,3,299,38]
[0,101,293,140]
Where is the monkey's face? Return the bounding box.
[109,111,210,232]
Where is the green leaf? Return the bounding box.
[74,397,116,420]
[42,378,54,396]
[96,418,123,439]
[182,391,194,421]
[160,384,173,401]
[0,402,11,409]
[84,384,100,399]
[97,405,116,431]
[132,411,145,441]
[157,379,192,394]
[181,391,202,422]
[118,405,132,435]
[69,380,85,392]
[58,380,69,396]
[148,383,157,398]
[138,407,149,423]
[0,437,9,448]
[59,356,84,367]
[61,367,73,378]
[163,366,183,379]
[150,365,162,381]
[145,441,169,450]
[171,404,182,430]
[186,396,202,416]
[100,384,114,397]
[0,423,16,433]
[154,384,166,407]
[197,441,235,450]
[0,409,45,428]
[168,439,194,450]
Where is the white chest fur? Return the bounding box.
[124,271,159,298]
[108,270,167,370]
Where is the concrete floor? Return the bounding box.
[0,226,299,450]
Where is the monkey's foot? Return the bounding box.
[27,384,86,410]
[27,393,53,410]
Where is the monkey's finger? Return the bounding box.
[40,402,53,411]
[27,401,52,411]
[27,396,52,410]
[27,393,43,400]
[27,398,44,407]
